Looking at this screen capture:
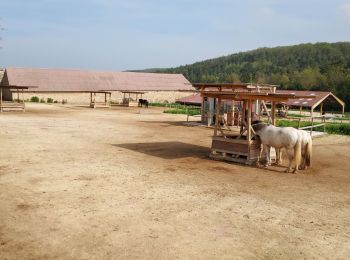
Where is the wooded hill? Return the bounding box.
[146,42,350,110]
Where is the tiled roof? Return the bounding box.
[1,67,193,92]
[275,90,331,107]
[176,90,343,109]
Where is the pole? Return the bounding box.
[271,101,276,126]
[240,101,246,134]
[247,99,252,141]
[0,87,3,113]
[214,98,221,137]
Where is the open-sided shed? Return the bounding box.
[0,67,194,105]
[195,83,315,165]
[276,90,345,115]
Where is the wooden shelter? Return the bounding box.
[0,85,36,112]
[89,91,112,108]
[120,91,146,107]
[194,83,315,165]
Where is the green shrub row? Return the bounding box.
[30,96,59,103]
[164,108,201,116]
[277,120,350,135]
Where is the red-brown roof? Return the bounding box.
[176,94,202,105]
[1,67,193,92]
[275,90,332,108]
[177,90,344,109]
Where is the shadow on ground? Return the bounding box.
[114,141,209,159]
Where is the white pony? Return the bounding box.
[297,129,312,170]
[252,122,302,173]
[275,129,312,170]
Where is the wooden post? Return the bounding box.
[0,87,3,113]
[323,116,326,133]
[94,93,96,108]
[300,106,302,115]
[214,98,221,137]
[240,101,246,134]
[22,89,25,112]
[271,101,276,126]
[311,116,314,136]
[201,97,205,123]
[320,103,323,115]
[247,99,252,141]
[17,89,20,103]
[90,92,92,107]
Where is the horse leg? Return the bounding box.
[264,145,271,167]
[276,148,283,166]
[285,149,293,173]
[292,137,302,174]
[256,144,263,167]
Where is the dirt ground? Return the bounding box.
[0,103,349,259]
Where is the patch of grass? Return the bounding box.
[47,98,54,103]
[287,113,309,118]
[277,119,350,135]
[30,96,40,102]
[164,108,201,116]
[40,98,46,103]
[326,123,350,135]
[276,120,312,128]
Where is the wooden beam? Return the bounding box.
[240,101,246,134]
[271,101,276,126]
[214,98,221,137]
[0,87,3,113]
[247,99,252,141]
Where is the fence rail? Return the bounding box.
[294,115,327,135]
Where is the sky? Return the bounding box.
[1,0,350,71]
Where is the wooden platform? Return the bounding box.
[0,102,25,112]
[210,135,267,165]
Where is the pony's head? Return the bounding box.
[252,121,267,133]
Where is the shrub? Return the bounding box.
[40,98,46,103]
[47,98,54,103]
[164,108,201,116]
[30,96,40,102]
[326,123,350,135]
[54,100,58,103]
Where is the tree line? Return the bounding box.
[147,42,350,111]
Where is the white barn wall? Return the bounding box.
[21,91,194,104]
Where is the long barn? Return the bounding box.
[0,67,194,104]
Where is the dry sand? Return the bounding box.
[0,103,349,259]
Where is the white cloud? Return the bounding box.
[339,3,350,22]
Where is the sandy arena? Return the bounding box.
[0,103,350,259]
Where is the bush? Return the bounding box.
[277,120,350,135]
[40,98,46,103]
[54,100,58,103]
[326,123,350,135]
[164,108,201,116]
[30,96,40,102]
[47,98,54,103]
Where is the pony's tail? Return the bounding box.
[294,136,302,169]
[305,137,312,167]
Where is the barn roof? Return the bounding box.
[1,67,193,92]
[176,90,345,110]
[275,90,344,109]
[176,94,202,105]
